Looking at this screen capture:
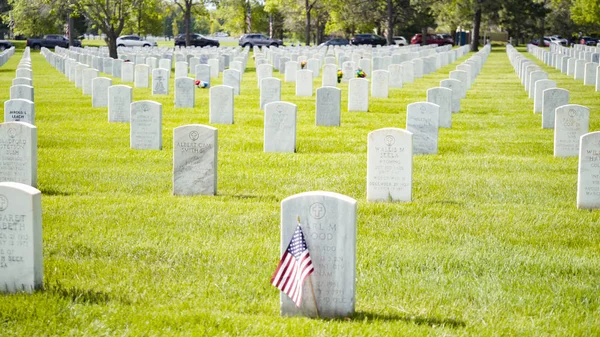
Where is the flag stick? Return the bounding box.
[308,275,320,318]
[298,215,320,318]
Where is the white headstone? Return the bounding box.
[321,64,338,87]
[279,191,356,318]
[528,71,548,99]
[260,77,281,110]
[122,62,134,82]
[440,79,461,113]
[12,77,32,86]
[208,59,219,78]
[175,61,189,78]
[449,70,468,98]
[223,69,241,95]
[131,100,162,150]
[367,128,413,202]
[173,124,217,196]
[134,64,150,88]
[542,88,569,129]
[82,68,99,96]
[4,99,34,125]
[388,64,403,88]
[533,79,556,114]
[554,104,589,157]
[0,122,37,186]
[159,58,171,71]
[92,77,112,108]
[370,70,389,98]
[316,86,341,127]
[195,64,211,86]
[152,68,169,95]
[584,62,597,86]
[348,78,369,112]
[341,61,355,82]
[10,85,34,102]
[577,131,600,209]
[296,70,313,96]
[426,87,452,128]
[108,85,132,123]
[285,61,299,82]
[257,64,273,88]
[264,101,297,153]
[174,77,195,108]
[406,102,439,154]
[209,85,234,124]
[0,182,42,293]
[401,61,414,83]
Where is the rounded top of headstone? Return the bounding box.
[282,191,357,206]
[0,182,41,196]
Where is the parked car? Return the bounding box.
[350,34,387,46]
[213,32,229,37]
[410,33,452,45]
[238,34,283,48]
[393,36,408,46]
[319,38,349,47]
[26,35,81,50]
[438,33,454,45]
[0,40,13,51]
[116,35,157,48]
[175,33,219,48]
[530,38,551,47]
[580,36,599,46]
[548,35,568,46]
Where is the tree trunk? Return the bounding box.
[107,33,118,59]
[386,0,394,45]
[68,12,75,47]
[421,27,428,45]
[137,4,142,36]
[305,0,311,46]
[471,5,482,52]
[185,3,192,46]
[539,17,545,48]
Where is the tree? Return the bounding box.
[571,0,600,32]
[173,0,205,46]
[76,0,142,58]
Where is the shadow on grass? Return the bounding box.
[349,311,466,328]
[225,194,278,202]
[44,281,131,305]
[38,187,73,196]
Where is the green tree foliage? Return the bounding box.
[215,0,267,35]
[9,0,62,37]
[126,0,170,36]
[571,0,600,32]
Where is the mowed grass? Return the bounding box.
[0,45,599,336]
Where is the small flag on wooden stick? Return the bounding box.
[271,222,315,308]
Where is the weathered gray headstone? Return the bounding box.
[0,182,43,293]
[316,86,341,127]
[279,191,356,318]
[4,99,34,125]
[264,101,297,153]
[131,100,162,150]
[173,124,217,196]
[0,122,37,186]
[554,104,589,157]
[367,128,413,202]
[406,102,439,155]
[209,85,234,124]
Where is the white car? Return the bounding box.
[393,36,408,46]
[116,35,157,48]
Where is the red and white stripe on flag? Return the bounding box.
[271,236,314,307]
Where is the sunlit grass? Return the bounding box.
[0,46,599,336]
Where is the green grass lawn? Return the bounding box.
[0,45,599,336]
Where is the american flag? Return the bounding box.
[271,224,315,307]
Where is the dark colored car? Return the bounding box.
[26,35,81,50]
[319,38,349,47]
[238,34,283,48]
[580,36,599,46]
[350,34,387,46]
[410,33,452,45]
[175,33,220,48]
[0,40,13,51]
